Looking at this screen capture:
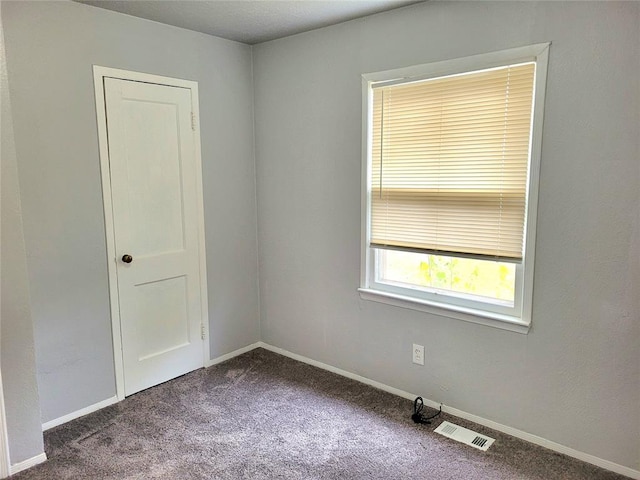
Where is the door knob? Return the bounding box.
[122,254,133,264]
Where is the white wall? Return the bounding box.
[253,1,640,471]
[0,7,45,464]
[2,0,260,424]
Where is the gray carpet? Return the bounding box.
[13,348,628,479]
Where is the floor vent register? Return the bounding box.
[434,421,495,451]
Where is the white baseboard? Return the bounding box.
[440,404,640,479]
[258,342,640,480]
[42,396,119,432]
[32,342,639,479]
[39,341,264,433]
[258,342,418,401]
[205,342,262,368]
[10,452,47,475]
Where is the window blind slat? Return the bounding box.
[370,62,535,260]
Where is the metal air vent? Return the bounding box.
[434,421,495,452]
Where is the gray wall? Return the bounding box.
[0,7,45,464]
[253,1,639,471]
[2,0,639,473]
[2,0,260,424]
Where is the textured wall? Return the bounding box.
[2,0,260,424]
[253,1,640,470]
[0,7,45,464]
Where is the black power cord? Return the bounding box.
[411,397,442,424]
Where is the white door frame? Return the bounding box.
[0,370,10,478]
[92,66,210,401]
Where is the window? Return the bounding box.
[359,44,549,332]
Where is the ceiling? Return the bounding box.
[76,0,424,45]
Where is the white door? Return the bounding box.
[104,77,205,396]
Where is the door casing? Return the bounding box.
[93,66,210,401]
[0,370,10,478]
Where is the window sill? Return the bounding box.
[358,288,530,334]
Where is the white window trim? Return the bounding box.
[359,43,550,334]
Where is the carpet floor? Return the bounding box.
[13,348,628,479]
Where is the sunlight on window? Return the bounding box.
[377,250,516,305]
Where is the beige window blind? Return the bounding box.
[370,62,535,261]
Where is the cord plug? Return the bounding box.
[412,396,442,424]
[412,412,431,424]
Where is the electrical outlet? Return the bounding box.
[412,344,425,365]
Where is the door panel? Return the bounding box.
[123,100,185,256]
[104,78,204,396]
[134,275,189,361]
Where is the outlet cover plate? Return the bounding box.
[413,344,424,365]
